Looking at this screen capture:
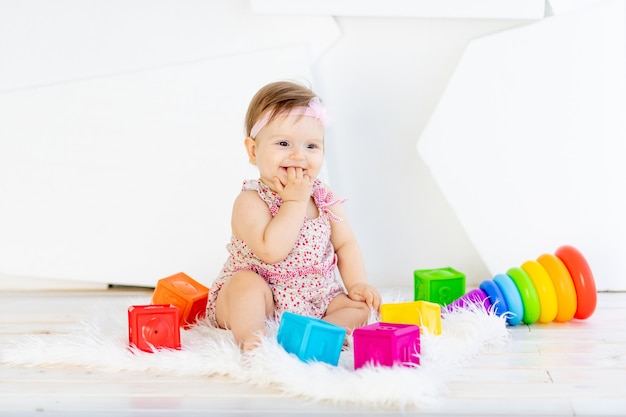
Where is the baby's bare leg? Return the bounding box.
[214,270,274,350]
[322,293,371,334]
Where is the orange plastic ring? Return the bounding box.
[555,245,597,320]
[521,260,558,323]
[537,254,577,322]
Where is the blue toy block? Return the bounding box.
[277,311,346,366]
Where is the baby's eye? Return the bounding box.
[278,141,289,147]
[307,143,318,149]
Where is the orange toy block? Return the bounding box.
[128,304,181,352]
[151,272,209,328]
[380,300,442,335]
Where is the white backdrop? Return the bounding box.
[418,0,626,290]
[0,46,313,285]
[1,0,623,290]
[0,0,340,287]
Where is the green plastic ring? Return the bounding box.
[507,266,541,324]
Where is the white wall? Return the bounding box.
[418,0,626,291]
[1,0,622,290]
[0,0,338,288]
[314,17,530,287]
[316,0,626,291]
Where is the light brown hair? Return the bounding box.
[244,81,319,137]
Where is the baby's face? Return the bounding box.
[248,115,325,191]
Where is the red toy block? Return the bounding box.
[128,304,181,353]
[352,322,420,369]
[151,272,209,328]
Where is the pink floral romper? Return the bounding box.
[206,179,346,326]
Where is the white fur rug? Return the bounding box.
[1,293,509,409]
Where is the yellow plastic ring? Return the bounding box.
[521,260,558,323]
[537,254,577,322]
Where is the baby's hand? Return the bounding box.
[273,167,313,204]
[347,282,381,311]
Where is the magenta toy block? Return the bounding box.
[414,267,465,306]
[352,322,420,369]
[151,272,209,328]
[128,304,181,353]
[277,311,346,366]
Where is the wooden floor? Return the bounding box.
[1,289,625,416]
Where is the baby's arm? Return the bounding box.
[327,190,381,310]
[232,169,313,264]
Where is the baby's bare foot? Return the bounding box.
[241,330,266,352]
[342,330,352,351]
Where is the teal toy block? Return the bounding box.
[414,267,466,306]
[277,311,346,366]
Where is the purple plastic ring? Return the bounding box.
[445,288,492,313]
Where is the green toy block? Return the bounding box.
[413,267,465,306]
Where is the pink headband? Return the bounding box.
[249,97,328,138]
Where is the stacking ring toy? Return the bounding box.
[439,245,595,327]
[537,254,577,322]
[479,279,508,317]
[493,273,524,326]
[555,245,597,320]
[506,267,540,324]
[521,260,558,323]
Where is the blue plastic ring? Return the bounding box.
[479,279,509,317]
[493,273,524,326]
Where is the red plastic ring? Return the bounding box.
[555,245,597,320]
